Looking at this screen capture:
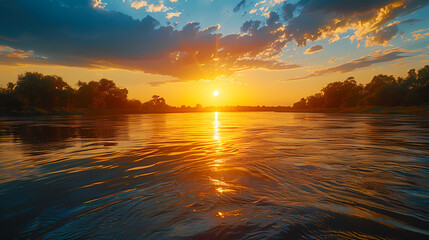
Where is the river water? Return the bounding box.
[1,112,428,239]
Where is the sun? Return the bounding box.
[213,90,220,97]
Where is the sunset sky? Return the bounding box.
[1,0,428,106]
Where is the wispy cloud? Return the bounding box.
[304,45,324,54]
[233,0,246,13]
[289,48,419,80]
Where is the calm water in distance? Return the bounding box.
[1,112,428,239]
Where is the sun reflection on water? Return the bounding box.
[210,112,242,220]
[213,112,220,140]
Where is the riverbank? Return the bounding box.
[1,105,429,117]
[276,106,429,116]
[0,108,147,117]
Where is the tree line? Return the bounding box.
[292,65,429,109]
[1,66,428,114]
[0,72,174,113]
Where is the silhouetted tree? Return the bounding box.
[362,75,405,106]
[293,98,307,109]
[14,72,74,109]
[322,77,363,108]
[292,65,429,109]
[0,86,23,111]
[75,78,128,109]
[142,95,170,112]
[306,93,324,109]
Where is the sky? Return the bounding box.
[0,0,428,106]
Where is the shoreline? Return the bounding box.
[275,106,429,116]
[1,105,429,117]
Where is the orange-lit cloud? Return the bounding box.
[166,12,181,19]
[130,1,170,12]
[0,0,427,84]
[282,0,427,47]
[289,48,419,80]
[92,0,106,9]
[0,2,298,81]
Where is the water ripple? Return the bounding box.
[0,112,428,239]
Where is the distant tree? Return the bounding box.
[142,95,170,112]
[127,99,143,110]
[293,98,307,109]
[364,74,396,93]
[0,87,23,111]
[306,93,324,109]
[322,77,363,108]
[416,65,429,103]
[76,78,128,109]
[292,65,429,109]
[7,82,15,91]
[76,81,104,108]
[14,72,74,109]
[362,74,405,106]
[99,79,128,108]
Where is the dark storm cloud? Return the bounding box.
[266,11,280,26]
[281,3,296,21]
[0,0,299,80]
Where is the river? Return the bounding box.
[1,112,428,239]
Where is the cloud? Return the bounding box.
[281,3,296,21]
[365,21,400,46]
[1,0,426,84]
[329,56,347,63]
[0,46,48,66]
[148,78,184,86]
[304,45,324,54]
[166,12,181,19]
[411,28,429,34]
[411,28,429,40]
[280,0,429,47]
[266,11,280,26]
[0,0,299,81]
[130,1,170,12]
[233,0,246,13]
[234,59,300,71]
[131,1,147,10]
[328,34,340,44]
[147,1,170,12]
[290,48,418,80]
[0,46,46,60]
[92,0,106,9]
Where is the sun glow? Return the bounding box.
[213,90,219,96]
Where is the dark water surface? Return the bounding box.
[1,112,428,239]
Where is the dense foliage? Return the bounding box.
[293,65,429,109]
[0,72,172,113]
[1,65,428,114]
